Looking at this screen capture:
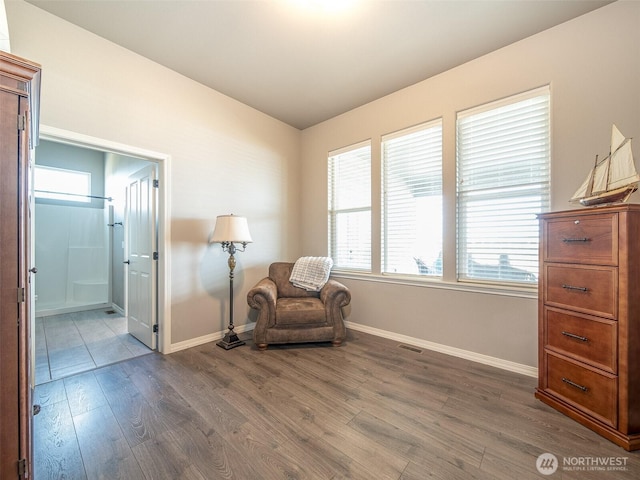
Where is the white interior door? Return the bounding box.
[125,164,157,349]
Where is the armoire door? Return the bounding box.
[0,51,41,480]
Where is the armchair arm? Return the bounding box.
[321,279,350,344]
[247,278,278,344]
[320,279,351,308]
[247,277,277,310]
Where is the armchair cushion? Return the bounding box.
[276,297,325,325]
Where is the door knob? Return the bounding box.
[124,260,130,264]
[29,267,38,274]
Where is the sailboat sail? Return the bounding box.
[611,125,626,152]
[590,156,610,194]
[607,140,639,190]
[571,175,591,201]
[570,124,639,206]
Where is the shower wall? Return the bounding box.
[35,203,109,314]
[34,140,109,316]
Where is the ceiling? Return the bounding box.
[26,0,612,129]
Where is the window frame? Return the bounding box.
[324,87,550,298]
[381,119,443,277]
[455,86,551,287]
[34,164,92,204]
[328,140,372,271]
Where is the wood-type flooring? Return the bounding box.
[33,330,640,479]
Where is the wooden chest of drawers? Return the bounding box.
[536,205,640,451]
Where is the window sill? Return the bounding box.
[330,270,538,299]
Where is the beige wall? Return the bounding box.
[7,0,639,369]
[300,1,640,368]
[6,0,302,346]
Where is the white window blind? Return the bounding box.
[328,142,371,270]
[382,121,442,276]
[457,86,550,284]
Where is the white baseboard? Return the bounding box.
[170,323,255,353]
[345,320,538,378]
[168,320,537,378]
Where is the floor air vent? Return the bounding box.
[398,344,422,354]
[105,310,116,314]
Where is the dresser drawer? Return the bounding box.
[543,213,617,265]
[544,264,617,319]
[544,307,617,373]
[545,352,617,427]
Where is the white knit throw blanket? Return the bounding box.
[289,256,333,291]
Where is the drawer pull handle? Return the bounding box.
[561,284,589,292]
[562,377,588,392]
[561,331,588,342]
[562,237,590,243]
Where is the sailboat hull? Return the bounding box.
[579,185,638,207]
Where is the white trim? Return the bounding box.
[381,117,442,142]
[0,0,10,52]
[332,271,537,300]
[328,138,371,157]
[345,320,538,378]
[457,84,551,119]
[38,125,172,354]
[110,302,125,316]
[170,323,255,353]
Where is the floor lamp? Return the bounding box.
[211,214,252,350]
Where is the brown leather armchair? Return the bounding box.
[247,262,351,350]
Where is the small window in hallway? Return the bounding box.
[34,165,91,203]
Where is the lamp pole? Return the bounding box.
[217,241,247,349]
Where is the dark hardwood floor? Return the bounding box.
[33,330,640,479]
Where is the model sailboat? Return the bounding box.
[570,124,640,206]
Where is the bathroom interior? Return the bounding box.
[33,139,154,384]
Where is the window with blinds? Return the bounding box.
[456,86,550,284]
[328,141,371,270]
[382,121,442,276]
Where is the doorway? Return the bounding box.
[32,126,171,384]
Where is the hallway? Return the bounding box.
[35,309,152,385]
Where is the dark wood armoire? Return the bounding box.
[0,50,40,479]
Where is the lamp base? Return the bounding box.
[217,330,246,350]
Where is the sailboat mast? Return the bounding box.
[605,145,613,191]
[586,154,598,196]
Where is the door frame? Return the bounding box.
[38,125,172,353]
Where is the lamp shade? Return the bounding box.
[211,214,252,243]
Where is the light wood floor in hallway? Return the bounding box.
[35,309,153,385]
[33,330,640,479]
